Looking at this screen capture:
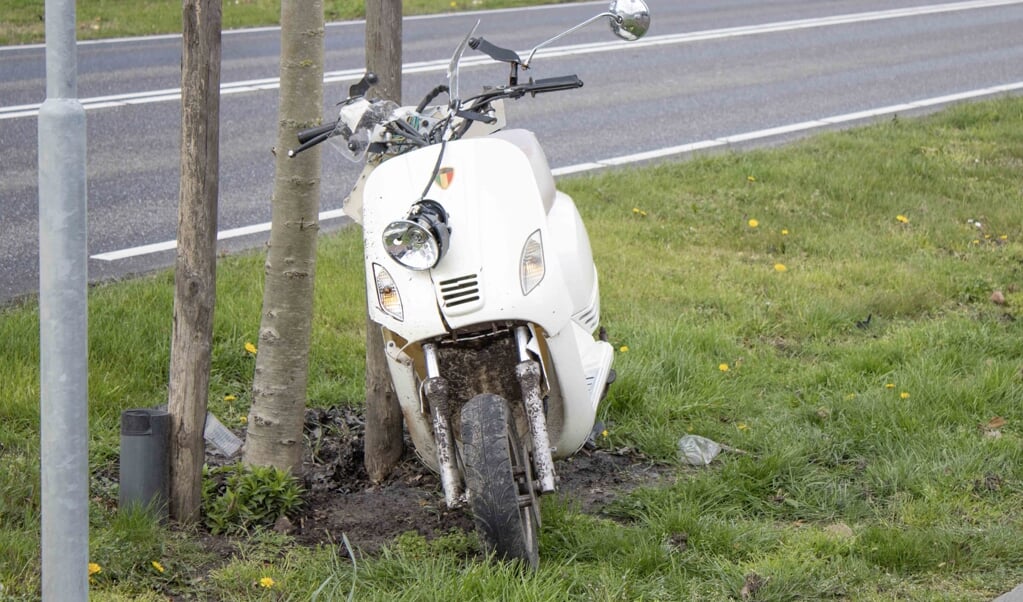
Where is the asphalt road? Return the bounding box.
[3,0,1023,303]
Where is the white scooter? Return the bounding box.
[291,0,650,567]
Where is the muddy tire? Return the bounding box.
[461,393,540,569]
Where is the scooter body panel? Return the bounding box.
[361,133,611,458]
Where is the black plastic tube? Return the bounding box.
[119,408,170,519]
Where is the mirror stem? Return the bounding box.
[523,12,616,67]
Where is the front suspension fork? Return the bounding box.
[514,326,557,494]
[422,343,464,508]
[422,328,558,509]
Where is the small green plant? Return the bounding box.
[202,463,304,535]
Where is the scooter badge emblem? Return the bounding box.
[435,167,455,190]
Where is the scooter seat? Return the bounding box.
[490,129,557,213]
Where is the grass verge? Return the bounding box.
[2,97,1023,599]
[1,0,580,46]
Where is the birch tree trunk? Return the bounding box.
[168,0,221,524]
[363,0,405,483]
[243,0,324,472]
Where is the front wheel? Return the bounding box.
[461,394,540,569]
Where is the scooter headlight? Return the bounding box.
[383,200,450,270]
[373,263,404,321]
[519,229,545,295]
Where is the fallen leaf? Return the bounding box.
[273,515,294,534]
[741,573,767,600]
[982,416,1006,438]
[973,473,1003,492]
[664,532,689,553]
[986,416,1007,430]
[824,522,855,539]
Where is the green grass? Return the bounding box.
[3,97,1023,599]
[0,0,581,46]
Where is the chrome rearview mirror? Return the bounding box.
[523,0,650,66]
[608,0,651,42]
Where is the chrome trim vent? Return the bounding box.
[585,374,598,399]
[573,304,599,332]
[439,274,481,308]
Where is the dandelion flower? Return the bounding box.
[244,341,258,355]
[259,576,275,589]
[224,394,236,402]
[900,392,911,399]
[747,175,757,182]
[151,561,165,574]
[619,345,629,353]
[737,423,749,431]
[999,234,1008,240]
[774,263,787,272]
[88,563,102,576]
[896,215,909,224]
[781,229,789,236]
[885,383,895,389]
[601,429,609,438]
[748,219,759,228]
[719,363,730,372]
[239,416,248,424]
[632,207,640,214]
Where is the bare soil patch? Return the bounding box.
[256,406,677,554]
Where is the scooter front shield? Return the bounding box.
[362,136,576,342]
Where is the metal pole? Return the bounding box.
[38,0,88,598]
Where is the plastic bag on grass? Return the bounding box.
[677,434,721,466]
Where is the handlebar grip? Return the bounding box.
[296,122,336,144]
[526,75,584,94]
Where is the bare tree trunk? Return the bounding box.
[243,0,325,472]
[363,0,404,483]
[365,0,403,101]
[168,0,221,523]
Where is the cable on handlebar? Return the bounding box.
[416,85,450,113]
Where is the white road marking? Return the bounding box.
[1,2,607,51]
[90,209,348,261]
[5,0,1023,120]
[552,81,1023,175]
[91,81,1023,261]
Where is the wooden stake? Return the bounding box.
[363,0,405,482]
[168,0,221,523]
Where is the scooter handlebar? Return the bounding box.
[296,122,337,145]
[520,75,584,95]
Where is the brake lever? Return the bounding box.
[289,121,341,158]
[288,131,331,158]
[454,108,497,125]
[348,72,379,99]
